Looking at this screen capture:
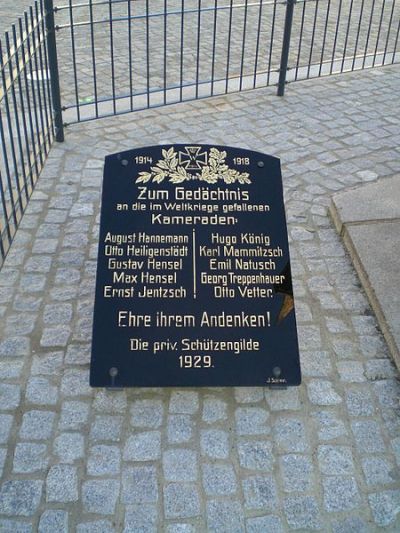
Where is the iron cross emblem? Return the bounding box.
[178,146,208,170]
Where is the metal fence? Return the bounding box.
[0,0,63,267]
[54,0,399,124]
[0,0,399,266]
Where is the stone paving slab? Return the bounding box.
[0,66,400,531]
[330,176,400,372]
[330,176,400,225]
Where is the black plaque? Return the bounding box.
[90,145,301,387]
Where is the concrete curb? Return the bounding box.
[329,177,400,372]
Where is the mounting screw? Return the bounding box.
[257,161,264,168]
[109,367,118,378]
[272,366,281,378]
[121,159,128,166]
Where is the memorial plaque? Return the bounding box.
[90,145,301,387]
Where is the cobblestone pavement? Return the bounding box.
[0,65,400,531]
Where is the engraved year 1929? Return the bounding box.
[179,355,213,368]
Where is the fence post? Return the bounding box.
[277,0,295,97]
[44,0,64,141]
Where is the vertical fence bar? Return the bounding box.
[195,0,202,98]
[224,0,233,93]
[68,0,80,122]
[108,0,116,114]
[163,0,167,104]
[253,0,264,88]
[239,0,249,92]
[211,0,218,96]
[294,0,306,81]
[44,0,64,141]
[128,0,133,110]
[277,0,295,96]
[267,0,277,86]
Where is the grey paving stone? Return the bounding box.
[0,336,30,357]
[331,516,369,533]
[237,440,274,472]
[205,500,244,533]
[122,465,158,504]
[0,480,43,516]
[307,380,342,405]
[351,420,386,453]
[336,361,366,383]
[362,457,399,486]
[266,388,301,410]
[323,476,361,512]
[38,510,68,533]
[297,325,322,350]
[234,387,264,403]
[200,429,229,459]
[5,314,36,336]
[46,465,78,502]
[365,359,397,380]
[0,414,13,444]
[345,387,375,416]
[368,489,400,527]
[274,417,308,452]
[242,475,277,510]
[202,463,237,496]
[392,436,400,465]
[40,326,71,348]
[301,352,333,379]
[123,504,157,533]
[169,391,199,414]
[82,479,120,515]
[19,273,46,292]
[59,401,90,430]
[0,383,20,409]
[76,520,115,533]
[284,496,322,530]
[130,399,164,428]
[65,344,90,365]
[0,448,6,477]
[87,445,121,476]
[165,525,195,533]
[202,397,227,423]
[0,361,23,380]
[235,407,270,436]
[53,433,85,463]
[123,431,161,461]
[312,410,347,441]
[19,411,55,440]
[25,377,58,406]
[164,483,200,519]
[90,415,123,442]
[43,304,73,325]
[318,445,355,475]
[93,390,127,413]
[31,352,63,376]
[0,519,33,532]
[163,449,198,482]
[13,442,48,473]
[61,368,91,397]
[246,515,284,533]
[373,379,400,409]
[167,414,194,444]
[280,454,313,492]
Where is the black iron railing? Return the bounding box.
[0,0,61,266]
[0,0,399,266]
[53,0,399,123]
